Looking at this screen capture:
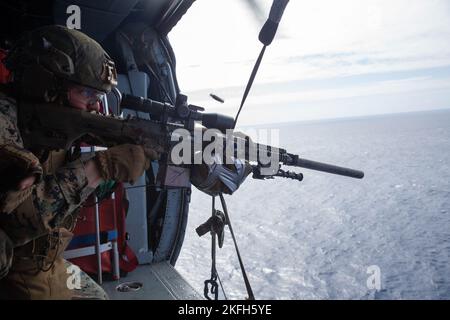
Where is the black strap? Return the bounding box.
[219,193,255,300]
[233,45,267,129]
[204,196,228,300]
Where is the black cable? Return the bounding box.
[233,45,267,129]
[218,193,255,300]
[217,272,228,300]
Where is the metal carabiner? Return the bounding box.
[204,278,219,300]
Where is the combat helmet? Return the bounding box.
[4,25,117,101]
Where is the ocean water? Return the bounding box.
[175,109,450,300]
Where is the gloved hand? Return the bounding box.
[191,157,253,196]
[94,144,160,184]
[0,228,13,280]
[0,145,43,192]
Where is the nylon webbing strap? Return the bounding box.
[219,193,255,300]
[204,196,219,300]
[233,45,267,129]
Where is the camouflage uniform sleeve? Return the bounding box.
[34,159,95,228]
[0,95,95,235]
[0,158,95,247]
[0,94,24,148]
[0,94,31,214]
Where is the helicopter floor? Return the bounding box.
[101,261,204,300]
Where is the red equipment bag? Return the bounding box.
[0,49,11,84]
[68,183,139,276]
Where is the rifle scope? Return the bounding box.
[120,94,234,132]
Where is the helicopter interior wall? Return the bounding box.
[52,0,193,42]
[117,71,154,264]
[0,0,194,272]
[110,19,191,267]
[117,69,190,266]
[53,0,139,42]
[0,0,194,46]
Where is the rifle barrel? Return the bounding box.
[287,154,364,179]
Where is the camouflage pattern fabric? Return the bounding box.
[0,93,24,146]
[5,25,117,96]
[0,93,107,299]
[0,92,94,235]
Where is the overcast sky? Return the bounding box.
[169,0,450,126]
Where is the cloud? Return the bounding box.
[169,0,450,123]
[171,0,450,86]
[190,74,450,111]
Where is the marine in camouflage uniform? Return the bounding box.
[0,24,252,300]
[0,25,157,300]
[0,91,105,299]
